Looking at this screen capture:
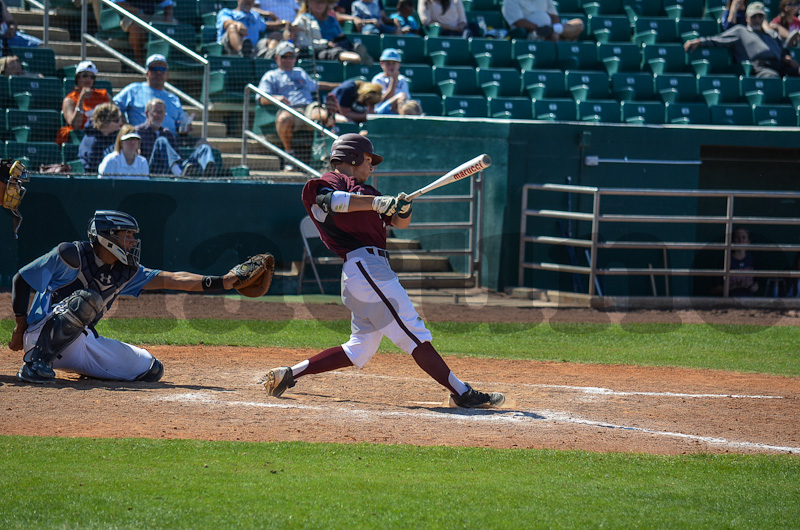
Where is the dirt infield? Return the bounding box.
[1,293,799,455]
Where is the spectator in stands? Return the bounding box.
[418,0,481,37]
[114,0,176,65]
[334,0,367,33]
[0,54,36,76]
[113,54,194,137]
[770,0,800,46]
[78,102,125,173]
[722,0,747,31]
[328,79,382,123]
[684,2,800,77]
[57,61,112,147]
[98,125,150,179]
[136,98,217,177]
[399,98,423,114]
[294,0,371,64]
[255,0,300,22]
[710,226,760,296]
[352,0,399,34]
[501,0,584,42]
[371,48,410,114]
[391,0,420,34]
[217,0,277,57]
[257,41,339,170]
[0,0,42,49]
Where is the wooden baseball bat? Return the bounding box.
[405,154,492,201]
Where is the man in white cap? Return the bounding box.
[58,60,112,146]
[370,48,411,115]
[685,2,800,77]
[113,54,192,136]
[257,41,339,170]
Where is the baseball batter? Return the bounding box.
[9,210,272,383]
[264,134,504,408]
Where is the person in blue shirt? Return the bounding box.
[391,0,420,34]
[217,0,270,57]
[8,210,244,384]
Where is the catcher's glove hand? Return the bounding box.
[231,253,275,298]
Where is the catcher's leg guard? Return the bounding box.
[136,358,164,382]
[19,289,104,383]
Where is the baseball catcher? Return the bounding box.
[9,209,275,384]
[263,134,505,408]
[1,159,29,238]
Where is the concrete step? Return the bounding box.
[397,272,476,290]
[19,25,71,41]
[237,170,309,182]
[390,254,452,273]
[387,238,421,250]
[220,153,279,171]
[208,137,272,155]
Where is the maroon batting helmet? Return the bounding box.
[330,133,383,166]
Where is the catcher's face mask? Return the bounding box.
[2,160,29,239]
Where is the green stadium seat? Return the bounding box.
[208,55,254,102]
[697,74,740,105]
[433,66,479,95]
[200,24,223,56]
[783,77,800,107]
[149,22,198,49]
[477,68,522,98]
[522,69,567,98]
[465,0,498,9]
[400,64,435,93]
[620,100,665,123]
[532,98,578,121]
[706,4,726,23]
[665,101,710,123]
[348,34,382,63]
[488,96,533,119]
[309,61,344,83]
[11,48,57,77]
[380,34,425,64]
[199,0,237,14]
[469,38,513,68]
[0,77,9,110]
[582,0,624,16]
[5,141,62,167]
[753,104,797,126]
[623,0,665,17]
[252,105,277,135]
[687,47,731,75]
[62,143,80,165]
[566,70,610,101]
[597,42,642,74]
[677,17,719,41]
[442,95,488,117]
[512,39,557,70]
[611,72,656,101]
[641,42,686,73]
[654,72,697,102]
[342,62,382,81]
[710,103,753,125]
[411,93,443,116]
[668,0,706,17]
[556,0,584,12]
[741,77,784,105]
[426,37,473,66]
[253,58,277,81]
[557,41,601,70]
[466,11,507,33]
[587,15,631,42]
[174,1,201,28]
[634,17,679,43]
[6,109,61,143]
[8,76,63,110]
[578,99,621,122]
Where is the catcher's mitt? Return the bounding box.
[231,253,275,298]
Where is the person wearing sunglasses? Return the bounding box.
[57,61,112,147]
[770,0,800,46]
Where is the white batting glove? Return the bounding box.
[396,192,412,215]
[372,195,398,216]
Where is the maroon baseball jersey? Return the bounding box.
[301,171,390,259]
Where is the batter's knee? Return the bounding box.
[136,358,164,382]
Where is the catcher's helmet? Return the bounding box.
[88,210,141,268]
[330,133,383,166]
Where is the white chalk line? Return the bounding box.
[155,392,800,454]
[326,371,785,400]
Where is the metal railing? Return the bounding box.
[242,83,338,176]
[79,0,210,137]
[520,184,800,297]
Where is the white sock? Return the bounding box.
[448,373,469,395]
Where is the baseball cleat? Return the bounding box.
[17,362,56,384]
[450,383,505,409]
[264,366,296,397]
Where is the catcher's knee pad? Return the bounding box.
[136,358,164,382]
[24,289,104,365]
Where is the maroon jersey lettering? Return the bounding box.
[301,171,390,259]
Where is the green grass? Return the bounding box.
[5,317,794,376]
[1,436,798,529]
